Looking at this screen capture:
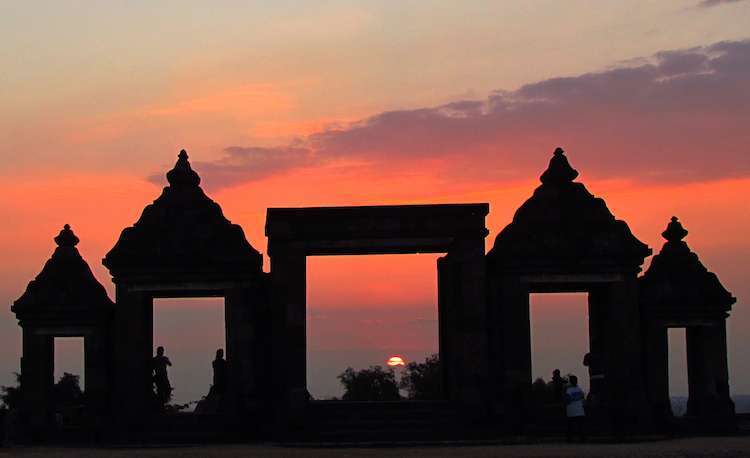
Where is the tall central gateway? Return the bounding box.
[11,147,737,442]
[265,203,490,427]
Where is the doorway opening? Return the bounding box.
[53,337,85,424]
[153,297,226,409]
[306,254,440,400]
[668,327,689,416]
[530,293,590,392]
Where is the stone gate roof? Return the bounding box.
[12,225,114,320]
[639,217,735,319]
[487,148,651,274]
[103,150,262,282]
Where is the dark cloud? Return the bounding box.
[163,40,750,190]
[192,145,314,188]
[696,0,746,8]
[148,144,314,188]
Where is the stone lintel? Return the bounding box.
[661,319,725,328]
[266,204,489,252]
[124,280,252,297]
[29,325,97,337]
[520,273,625,289]
[292,237,458,256]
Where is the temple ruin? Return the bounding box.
[11,147,737,442]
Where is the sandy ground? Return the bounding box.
[2,437,750,458]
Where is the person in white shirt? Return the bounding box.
[565,375,586,442]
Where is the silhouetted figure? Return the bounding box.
[212,348,228,395]
[551,369,565,403]
[583,352,604,409]
[152,346,173,406]
[565,375,586,442]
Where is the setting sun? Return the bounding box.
[387,356,406,367]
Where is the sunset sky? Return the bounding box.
[1,1,749,403]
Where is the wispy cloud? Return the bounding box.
[155,40,750,191]
[696,0,747,8]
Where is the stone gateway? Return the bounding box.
[11,148,737,442]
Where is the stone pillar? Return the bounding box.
[597,278,651,430]
[437,256,456,400]
[270,247,307,428]
[20,329,54,438]
[587,287,608,403]
[489,274,530,430]
[225,283,270,413]
[111,288,153,431]
[84,329,110,420]
[642,323,671,422]
[686,326,718,417]
[225,287,249,411]
[449,237,489,412]
[706,319,734,417]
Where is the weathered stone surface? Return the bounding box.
[488,147,651,274]
[103,150,262,282]
[13,225,113,321]
[640,217,736,318]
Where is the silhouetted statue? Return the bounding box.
[152,346,173,406]
[551,369,565,403]
[211,348,227,395]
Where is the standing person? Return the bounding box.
[212,348,228,396]
[152,346,173,407]
[551,369,565,403]
[565,375,586,442]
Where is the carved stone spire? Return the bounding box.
[104,149,263,279]
[662,216,688,243]
[540,147,579,185]
[166,149,201,188]
[640,215,735,315]
[54,224,79,247]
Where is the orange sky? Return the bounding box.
[1,1,749,401]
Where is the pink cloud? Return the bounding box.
[151,40,750,191]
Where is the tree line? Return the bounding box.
[336,354,441,401]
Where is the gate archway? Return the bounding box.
[103,151,267,431]
[487,148,653,429]
[265,203,490,425]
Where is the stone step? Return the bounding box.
[298,400,470,442]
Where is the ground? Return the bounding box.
[3,437,750,457]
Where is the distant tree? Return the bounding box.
[338,366,401,401]
[53,373,84,408]
[1,373,21,410]
[399,354,441,400]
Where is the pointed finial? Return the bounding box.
[662,216,688,242]
[166,149,201,188]
[54,224,80,247]
[540,147,579,185]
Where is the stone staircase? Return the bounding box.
[295,400,469,443]
[136,412,258,444]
